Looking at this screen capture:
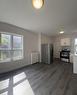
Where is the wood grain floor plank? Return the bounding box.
[0,61,77,95]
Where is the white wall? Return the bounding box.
[41,34,53,44]
[53,33,77,59]
[0,22,39,73]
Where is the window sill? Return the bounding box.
[0,57,24,63]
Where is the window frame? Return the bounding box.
[0,32,24,63]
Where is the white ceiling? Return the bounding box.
[0,0,77,36]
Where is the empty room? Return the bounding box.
[0,0,77,95]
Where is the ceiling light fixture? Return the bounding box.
[32,0,44,9]
[60,31,64,34]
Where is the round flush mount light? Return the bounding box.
[32,0,44,9]
[59,31,64,34]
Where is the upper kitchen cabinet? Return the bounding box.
[61,38,70,46]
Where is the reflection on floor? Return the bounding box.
[13,72,26,84]
[0,79,9,91]
[0,61,77,95]
[0,72,34,95]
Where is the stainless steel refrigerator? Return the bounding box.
[41,44,53,64]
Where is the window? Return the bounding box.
[74,38,77,55]
[0,32,23,62]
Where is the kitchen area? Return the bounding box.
[53,34,77,74]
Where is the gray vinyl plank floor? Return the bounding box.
[0,61,77,95]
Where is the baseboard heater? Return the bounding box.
[31,52,39,64]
